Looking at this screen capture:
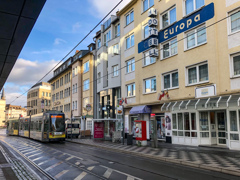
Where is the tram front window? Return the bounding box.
[50,115,65,132]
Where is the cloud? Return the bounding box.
[54,38,67,45]
[88,0,131,18]
[72,22,81,33]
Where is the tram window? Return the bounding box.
[51,115,65,132]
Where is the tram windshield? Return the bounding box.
[50,115,65,132]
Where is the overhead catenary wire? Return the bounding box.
[9,0,124,104]
[10,8,240,105]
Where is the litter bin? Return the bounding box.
[127,134,133,145]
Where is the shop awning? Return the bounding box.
[129,105,151,114]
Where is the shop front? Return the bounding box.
[162,94,240,150]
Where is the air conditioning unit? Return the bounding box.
[113,48,119,55]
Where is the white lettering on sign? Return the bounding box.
[149,48,159,57]
[148,18,158,27]
[148,38,158,47]
[149,28,158,36]
[148,8,157,17]
[163,13,201,39]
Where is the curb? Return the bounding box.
[66,140,240,177]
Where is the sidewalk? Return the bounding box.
[66,138,240,177]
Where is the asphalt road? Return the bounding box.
[0,130,239,180]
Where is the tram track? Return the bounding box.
[1,138,107,180]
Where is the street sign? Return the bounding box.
[86,104,91,111]
[117,105,123,115]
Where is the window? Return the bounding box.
[230,10,240,33]
[163,71,179,89]
[113,44,119,55]
[52,83,55,90]
[73,85,75,94]
[98,39,101,49]
[83,79,90,91]
[231,53,240,77]
[144,51,156,66]
[60,91,63,99]
[104,30,111,46]
[56,92,59,100]
[126,10,134,26]
[126,34,134,49]
[185,0,205,15]
[86,121,92,130]
[72,101,75,110]
[127,83,135,97]
[98,72,101,83]
[83,61,89,73]
[161,7,176,28]
[144,25,149,39]
[42,92,45,97]
[186,25,206,49]
[52,94,55,102]
[75,101,77,110]
[83,98,89,108]
[126,59,135,73]
[49,93,51,97]
[144,77,156,93]
[162,38,178,59]
[72,68,75,77]
[97,54,100,65]
[143,0,154,12]
[75,67,77,76]
[187,62,208,85]
[113,65,119,77]
[75,83,77,93]
[115,23,120,37]
[56,80,59,88]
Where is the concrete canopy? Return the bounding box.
[0,0,46,91]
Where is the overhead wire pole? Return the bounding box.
[9,6,240,106]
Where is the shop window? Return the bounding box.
[230,134,239,141]
[144,77,156,93]
[230,111,238,131]
[185,25,206,50]
[163,71,178,90]
[173,114,177,129]
[161,6,176,29]
[161,38,178,59]
[143,0,154,12]
[186,62,208,85]
[199,111,209,137]
[184,112,190,137]
[184,0,205,16]
[143,50,156,66]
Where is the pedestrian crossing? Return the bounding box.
[3,137,143,180]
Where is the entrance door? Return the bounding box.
[216,112,227,145]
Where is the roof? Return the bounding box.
[117,0,138,16]
[0,0,46,91]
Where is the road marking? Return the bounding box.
[87,166,95,171]
[127,176,135,180]
[103,168,113,178]
[54,170,69,179]
[52,151,59,154]
[75,162,81,165]
[21,149,33,153]
[74,172,87,180]
[38,158,54,166]
[100,165,143,180]
[45,161,63,171]
[24,150,39,155]
[32,156,44,162]
[58,153,66,157]
[28,152,43,158]
[65,156,74,161]
[76,157,83,160]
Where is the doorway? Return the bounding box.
[216,111,227,145]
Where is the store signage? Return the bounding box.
[148,8,157,17]
[117,105,123,115]
[148,18,158,27]
[149,28,158,36]
[149,38,158,47]
[54,101,61,106]
[149,48,159,57]
[195,84,216,98]
[138,3,215,53]
[94,122,104,138]
[85,104,91,111]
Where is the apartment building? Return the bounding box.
[5,104,27,120]
[48,58,72,119]
[93,15,122,139]
[27,82,51,115]
[71,47,95,131]
[0,89,6,127]
[117,0,240,150]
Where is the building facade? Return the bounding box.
[116,0,240,150]
[27,82,51,115]
[5,104,27,120]
[0,89,6,127]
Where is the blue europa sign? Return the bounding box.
[138,3,215,53]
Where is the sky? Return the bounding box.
[4,0,131,107]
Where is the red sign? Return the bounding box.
[119,100,123,105]
[94,122,104,138]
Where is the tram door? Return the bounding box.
[216,111,227,145]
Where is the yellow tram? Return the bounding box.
[6,119,19,136]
